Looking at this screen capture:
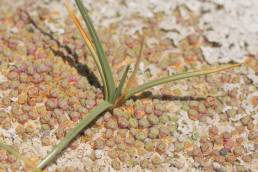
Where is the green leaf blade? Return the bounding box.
[36,101,112,171]
[75,0,115,101]
[125,63,240,99]
[112,65,130,103]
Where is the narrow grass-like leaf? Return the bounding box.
[35,101,112,171]
[75,0,116,101]
[0,142,23,160]
[123,37,144,93]
[124,63,241,100]
[64,0,108,99]
[112,65,130,103]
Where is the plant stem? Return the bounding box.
[35,101,112,171]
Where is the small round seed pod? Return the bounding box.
[145,105,153,114]
[58,98,69,110]
[135,131,147,141]
[103,112,112,122]
[117,117,129,128]
[208,126,218,138]
[128,117,138,128]
[26,66,35,76]
[140,159,149,169]
[0,81,10,91]
[27,86,39,98]
[151,155,162,166]
[115,135,123,144]
[1,96,11,107]
[111,160,121,170]
[188,109,199,120]
[198,103,207,113]
[32,73,44,84]
[9,80,20,89]
[69,111,80,122]
[113,108,124,118]
[125,134,135,145]
[28,110,39,120]
[108,149,117,159]
[105,129,113,139]
[41,133,53,146]
[139,118,151,128]
[85,99,96,109]
[154,104,165,116]
[248,131,257,141]
[45,98,58,110]
[94,138,105,150]
[156,141,167,153]
[159,125,170,137]
[39,112,51,124]
[56,127,66,139]
[148,127,159,139]
[0,111,9,121]
[144,141,155,151]
[159,114,170,124]
[118,151,128,162]
[105,118,118,129]
[11,103,21,116]
[130,128,138,137]
[95,117,104,126]
[17,93,28,104]
[147,114,159,125]
[226,109,237,118]
[9,90,19,98]
[117,129,127,138]
[7,71,19,81]
[134,109,145,119]
[106,139,115,147]
[240,116,251,126]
